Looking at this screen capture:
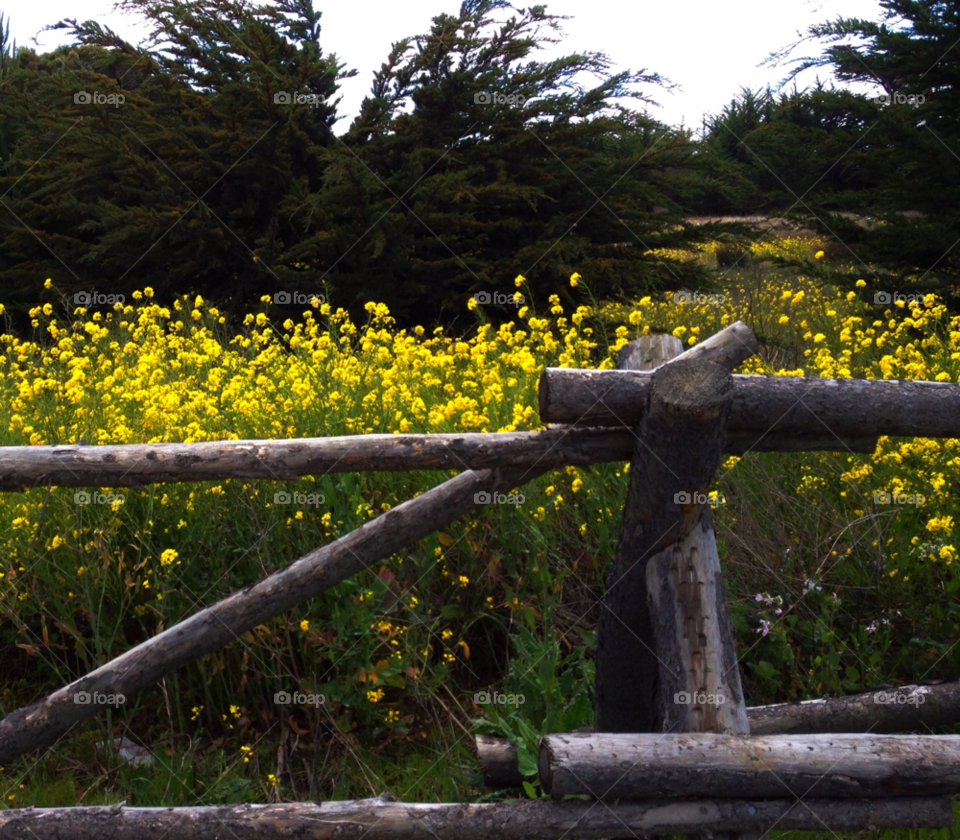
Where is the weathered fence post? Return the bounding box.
[594,324,757,735]
[592,325,758,840]
[594,334,682,733]
[642,360,748,736]
[639,358,754,840]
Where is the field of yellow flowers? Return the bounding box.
[0,239,959,812]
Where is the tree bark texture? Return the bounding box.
[538,368,960,440]
[0,796,950,839]
[646,509,749,735]
[475,676,960,787]
[747,678,960,735]
[539,732,960,799]
[595,354,737,733]
[0,427,877,493]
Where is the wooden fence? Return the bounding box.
[1,320,959,838]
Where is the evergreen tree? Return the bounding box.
[0,0,347,319]
[279,0,727,325]
[700,84,879,217]
[0,0,741,328]
[761,0,960,303]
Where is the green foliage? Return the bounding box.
[295,0,732,325]
[472,598,594,794]
[0,0,345,328]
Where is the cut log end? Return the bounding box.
[651,357,734,417]
[682,320,760,371]
[537,736,555,793]
[476,735,523,788]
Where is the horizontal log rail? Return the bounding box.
[538,732,960,800]
[0,796,951,839]
[747,679,960,735]
[539,367,960,437]
[0,428,876,492]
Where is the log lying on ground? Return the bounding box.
[539,732,960,800]
[0,465,547,765]
[477,677,960,786]
[747,679,960,734]
[0,427,875,493]
[0,796,951,839]
[539,368,960,438]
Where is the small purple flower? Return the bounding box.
[866,621,877,634]
[755,593,763,602]
[756,619,771,637]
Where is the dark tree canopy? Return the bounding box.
[0,0,735,329]
[703,0,960,304]
[0,0,345,323]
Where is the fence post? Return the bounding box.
[594,334,682,733]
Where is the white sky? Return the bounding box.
[7,0,886,133]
